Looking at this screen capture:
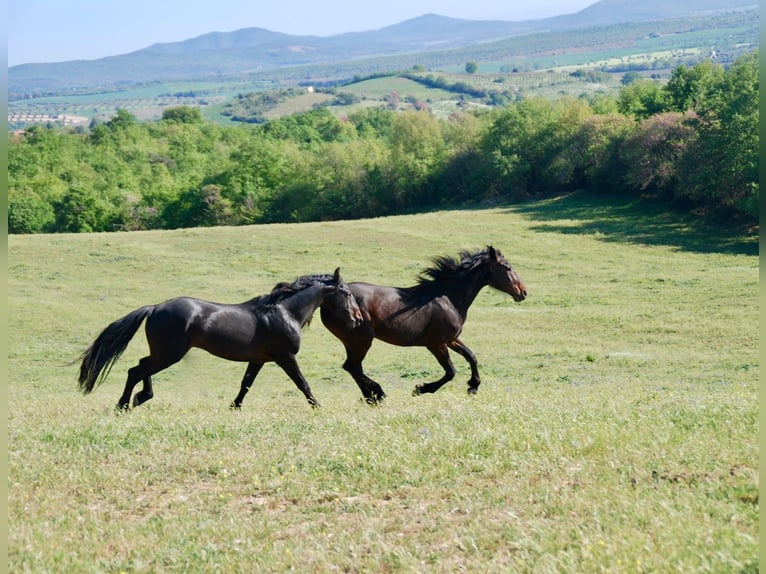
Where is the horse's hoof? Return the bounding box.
[132,392,153,408]
[229,403,242,411]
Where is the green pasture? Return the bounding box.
[263,92,335,120]
[8,193,758,572]
[341,77,455,102]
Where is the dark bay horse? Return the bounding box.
[320,247,527,403]
[78,269,362,410]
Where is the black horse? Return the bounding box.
[78,269,362,410]
[320,247,527,403]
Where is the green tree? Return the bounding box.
[621,112,697,200]
[540,97,594,191]
[106,109,137,131]
[617,79,669,118]
[677,51,759,218]
[164,184,234,228]
[8,191,55,234]
[348,107,395,139]
[387,111,447,206]
[480,97,560,197]
[664,59,724,112]
[574,113,635,195]
[224,137,298,223]
[435,112,487,202]
[54,186,112,232]
[621,71,643,85]
[162,106,204,123]
[465,61,478,74]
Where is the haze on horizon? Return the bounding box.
[8,0,595,66]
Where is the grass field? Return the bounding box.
[8,193,758,572]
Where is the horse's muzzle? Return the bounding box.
[349,311,364,328]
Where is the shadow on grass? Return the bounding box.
[507,191,758,256]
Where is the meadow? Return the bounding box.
[8,193,758,572]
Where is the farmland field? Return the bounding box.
[8,193,758,572]
[8,8,758,129]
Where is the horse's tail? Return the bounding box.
[77,306,154,394]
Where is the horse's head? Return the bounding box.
[324,268,363,329]
[485,246,527,302]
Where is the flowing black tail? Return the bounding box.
[78,306,154,394]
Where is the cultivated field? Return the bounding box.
[8,193,758,572]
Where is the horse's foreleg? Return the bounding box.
[413,345,455,396]
[345,363,386,405]
[448,339,481,394]
[230,362,264,410]
[275,354,321,408]
[323,315,386,404]
[342,342,386,405]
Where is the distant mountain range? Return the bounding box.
[9,0,757,94]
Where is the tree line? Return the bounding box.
[8,51,758,234]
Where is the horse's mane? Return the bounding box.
[414,248,495,288]
[265,273,335,305]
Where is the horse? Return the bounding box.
[78,268,363,410]
[319,247,527,403]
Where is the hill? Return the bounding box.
[8,196,759,572]
[8,0,755,95]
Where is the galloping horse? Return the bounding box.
[320,247,527,403]
[78,269,362,410]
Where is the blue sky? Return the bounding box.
[8,0,595,66]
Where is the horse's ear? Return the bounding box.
[488,246,497,260]
[333,267,341,281]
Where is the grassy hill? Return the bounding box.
[8,194,758,572]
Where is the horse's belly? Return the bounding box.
[374,328,419,347]
[373,322,459,347]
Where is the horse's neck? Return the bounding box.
[281,284,326,326]
[442,266,489,317]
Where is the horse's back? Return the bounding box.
[349,282,407,306]
[348,282,457,346]
[149,296,207,324]
[147,297,252,338]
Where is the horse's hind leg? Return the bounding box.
[118,355,177,410]
[132,371,155,408]
[230,361,264,410]
[448,339,481,394]
[413,344,456,396]
[117,357,152,410]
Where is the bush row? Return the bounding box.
[8,52,758,233]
